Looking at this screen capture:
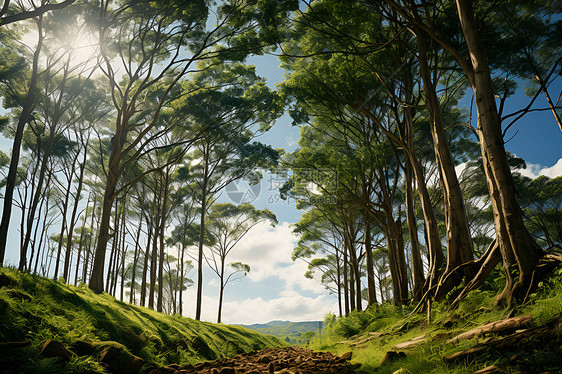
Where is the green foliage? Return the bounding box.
[0,268,284,373]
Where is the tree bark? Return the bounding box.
[130,215,143,305]
[455,0,542,306]
[363,218,377,306]
[416,31,474,300]
[217,257,225,323]
[195,147,210,321]
[64,138,89,280]
[157,171,170,313]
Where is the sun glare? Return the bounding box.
[67,28,100,69]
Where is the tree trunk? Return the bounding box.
[83,198,97,284]
[336,246,343,317]
[179,241,185,316]
[74,195,90,285]
[140,220,153,307]
[217,258,225,323]
[416,31,474,301]
[64,139,89,280]
[130,215,143,305]
[55,165,74,280]
[0,17,44,266]
[404,159,424,301]
[157,171,170,313]
[343,244,350,316]
[364,220,377,306]
[195,151,210,321]
[455,0,542,306]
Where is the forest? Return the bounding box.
[0,0,561,328]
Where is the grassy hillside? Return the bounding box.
[0,268,284,373]
[243,321,323,344]
[305,271,562,373]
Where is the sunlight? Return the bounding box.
[66,27,100,70]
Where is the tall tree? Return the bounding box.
[205,203,276,323]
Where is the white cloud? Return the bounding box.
[516,158,562,179]
[180,284,337,325]
[220,294,337,325]
[178,221,340,325]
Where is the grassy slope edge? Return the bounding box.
[0,268,285,373]
[307,270,562,374]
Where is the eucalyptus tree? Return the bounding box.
[87,0,296,294]
[0,0,88,265]
[0,14,44,265]
[205,202,276,323]
[168,195,199,315]
[174,60,282,320]
[280,3,439,303]
[292,207,370,316]
[382,0,556,305]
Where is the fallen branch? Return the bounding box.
[446,314,533,344]
[444,313,562,364]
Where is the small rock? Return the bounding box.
[39,340,73,359]
[380,351,405,365]
[70,340,96,356]
[443,315,458,329]
[100,345,145,374]
[268,361,275,373]
[341,351,353,361]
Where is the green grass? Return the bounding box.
[0,268,285,373]
[307,272,562,374]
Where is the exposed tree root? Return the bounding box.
[449,240,501,310]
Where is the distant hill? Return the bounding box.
[241,320,323,343]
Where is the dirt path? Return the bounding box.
[147,346,363,374]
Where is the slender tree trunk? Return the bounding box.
[55,167,73,280]
[20,125,57,272]
[74,195,90,285]
[217,257,225,323]
[64,139,89,280]
[195,151,210,320]
[405,159,424,301]
[343,244,350,316]
[140,222,153,307]
[0,17,44,266]
[106,201,120,294]
[336,247,343,317]
[83,198,97,284]
[157,172,170,313]
[456,0,542,306]
[416,32,474,300]
[148,224,159,309]
[118,207,126,300]
[363,214,377,306]
[179,239,186,316]
[130,215,143,304]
